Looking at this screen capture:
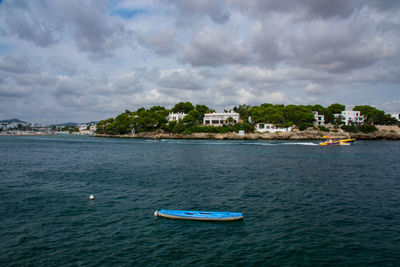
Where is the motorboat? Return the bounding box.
[319,136,355,146]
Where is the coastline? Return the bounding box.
[94,126,400,140]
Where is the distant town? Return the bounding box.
[0,119,97,136]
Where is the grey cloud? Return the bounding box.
[229,66,287,86]
[0,57,57,98]
[166,0,230,23]
[81,72,143,97]
[0,55,37,74]
[285,20,397,73]
[4,11,58,47]
[112,73,144,94]
[0,74,32,97]
[137,30,177,56]
[55,79,86,97]
[179,28,251,67]
[1,0,127,59]
[227,60,400,98]
[15,73,57,88]
[0,85,30,98]
[302,0,355,19]
[231,0,400,20]
[157,69,205,90]
[133,68,161,82]
[47,56,77,76]
[250,23,286,66]
[61,1,126,59]
[231,0,357,19]
[340,65,400,84]
[304,83,330,96]
[368,0,400,11]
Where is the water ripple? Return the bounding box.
[0,136,400,265]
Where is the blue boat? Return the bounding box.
[154,209,243,221]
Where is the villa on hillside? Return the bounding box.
[167,112,187,122]
[0,121,31,130]
[203,112,240,126]
[77,123,97,135]
[391,113,400,121]
[334,110,364,126]
[312,111,325,126]
[255,123,292,133]
[77,124,88,131]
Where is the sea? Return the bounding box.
[0,135,399,266]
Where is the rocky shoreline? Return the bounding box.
[94,126,400,140]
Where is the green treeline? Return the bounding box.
[96,102,398,135]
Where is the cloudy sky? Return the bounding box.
[0,0,399,123]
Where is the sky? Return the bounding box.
[0,0,399,123]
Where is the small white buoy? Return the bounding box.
[89,194,95,200]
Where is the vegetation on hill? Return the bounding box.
[341,125,378,133]
[96,102,397,135]
[353,105,397,125]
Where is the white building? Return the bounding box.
[255,123,292,133]
[312,111,325,126]
[390,113,400,121]
[167,112,187,122]
[89,124,97,132]
[0,121,31,129]
[77,124,88,131]
[203,112,240,126]
[334,110,364,125]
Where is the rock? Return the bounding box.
[94,129,400,140]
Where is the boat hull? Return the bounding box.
[154,209,243,221]
[320,138,355,146]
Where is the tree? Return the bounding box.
[96,118,114,134]
[225,117,235,125]
[171,102,194,113]
[284,105,314,125]
[195,104,212,114]
[114,113,132,134]
[268,111,285,125]
[353,105,385,125]
[182,114,196,123]
[233,104,251,122]
[149,106,167,113]
[248,106,265,123]
[383,115,398,125]
[326,103,345,123]
[311,104,325,114]
[333,115,344,125]
[188,110,202,123]
[327,103,345,114]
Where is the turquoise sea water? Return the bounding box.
[0,135,399,266]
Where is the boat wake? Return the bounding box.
[247,142,318,146]
[158,140,318,146]
[281,142,318,146]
